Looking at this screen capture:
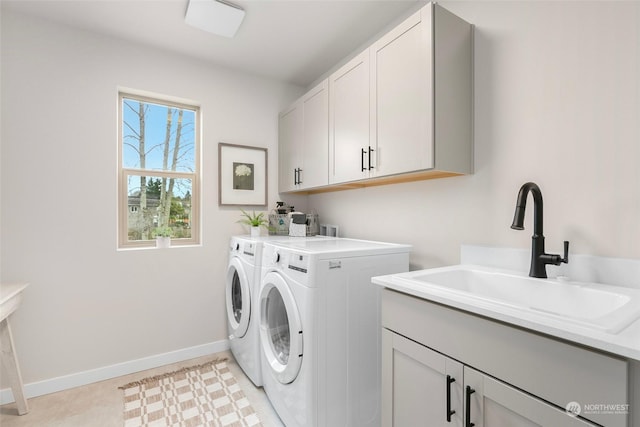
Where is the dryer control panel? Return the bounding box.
[229,237,257,263]
[243,242,256,257]
[287,253,309,274]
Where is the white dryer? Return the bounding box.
[258,238,411,427]
[226,235,265,386]
[226,235,336,387]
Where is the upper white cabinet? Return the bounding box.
[278,102,302,193]
[278,80,329,192]
[329,50,372,184]
[370,6,433,178]
[280,3,472,193]
[301,80,329,189]
[370,3,472,182]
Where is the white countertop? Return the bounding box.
[373,272,640,361]
[266,238,412,258]
[0,283,29,322]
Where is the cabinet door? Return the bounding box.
[278,102,302,193]
[464,367,598,427]
[382,329,463,427]
[300,80,329,189]
[329,50,371,184]
[370,5,433,178]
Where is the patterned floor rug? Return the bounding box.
[119,358,263,427]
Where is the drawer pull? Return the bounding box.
[465,386,475,427]
[446,375,456,422]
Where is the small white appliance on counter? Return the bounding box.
[288,212,307,237]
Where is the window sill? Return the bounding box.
[117,243,202,252]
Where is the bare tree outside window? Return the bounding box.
[118,93,200,247]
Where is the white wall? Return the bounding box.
[0,10,303,391]
[305,1,640,270]
[2,0,639,399]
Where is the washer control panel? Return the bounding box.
[243,242,255,257]
[263,244,309,275]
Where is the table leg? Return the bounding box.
[0,318,29,415]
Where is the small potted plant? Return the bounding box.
[154,226,172,248]
[238,209,270,237]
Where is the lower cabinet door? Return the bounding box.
[382,329,463,427]
[463,367,599,427]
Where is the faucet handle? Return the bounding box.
[544,241,570,266]
[561,241,569,264]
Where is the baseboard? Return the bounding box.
[0,339,230,405]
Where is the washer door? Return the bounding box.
[226,257,251,338]
[259,271,303,384]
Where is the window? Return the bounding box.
[118,92,200,248]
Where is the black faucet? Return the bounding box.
[510,182,569,278]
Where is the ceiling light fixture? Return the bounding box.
[185,0,245,38]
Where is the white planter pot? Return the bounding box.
[250,226,260,238]
[156,236,171,248]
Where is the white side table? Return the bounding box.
[0,283,29,415]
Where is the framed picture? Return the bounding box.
[218,143,267,206]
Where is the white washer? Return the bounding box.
[226,235,336,386]
[258,238,411,427]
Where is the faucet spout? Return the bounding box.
[510,182,568,278]
[511,182,543,235]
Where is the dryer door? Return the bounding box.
[226,257,251,338]
[259,271,303,384]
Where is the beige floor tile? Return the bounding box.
[0,351,283,426]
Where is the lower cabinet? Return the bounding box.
[464,364,598,427]
[382,329,598,427]
[382,329,463,426]
[381,289,629,427]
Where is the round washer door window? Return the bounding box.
[225,257,251,338]
[259,271,303,384]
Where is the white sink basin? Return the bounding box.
[390,265,640,333]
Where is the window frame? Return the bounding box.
[117,91,201,249]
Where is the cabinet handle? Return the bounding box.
[446,375,456,422]
[361,148,366,172]
[294,168,302,185]
[368,146,375,170]
[293,168,303,185]
[465,386,475,427]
